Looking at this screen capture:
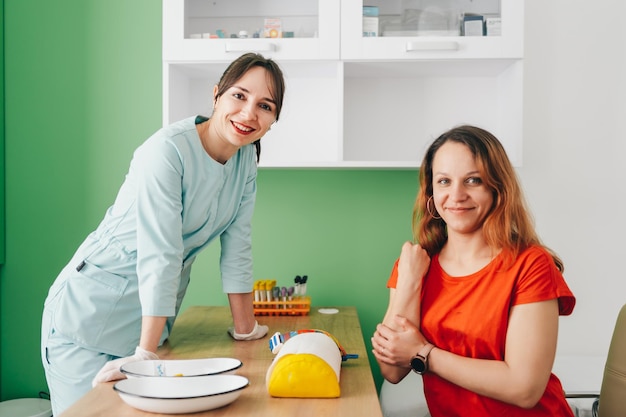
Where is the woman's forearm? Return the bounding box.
[383,290,421,329]
[228,292,256,334]
[139,316,168,353]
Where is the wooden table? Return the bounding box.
[60,306,383,417]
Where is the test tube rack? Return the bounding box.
[253,296,311,316]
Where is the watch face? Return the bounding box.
[411,356,427,374]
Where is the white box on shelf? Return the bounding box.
[362,6,378,37]
[264,18,282,38]
[485,16,502,36]
[463,15,484,36]
[363,16,379,37]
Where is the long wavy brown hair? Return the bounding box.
[413,125,563,271]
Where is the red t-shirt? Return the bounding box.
[387,246,576,417]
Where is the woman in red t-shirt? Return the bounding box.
[371,126,576,417]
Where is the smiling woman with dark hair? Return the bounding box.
[41,53,286,416]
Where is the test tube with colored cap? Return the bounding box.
[294,275,301,296]
[300,275,308,296]
[259,280,267,302]
[253,281,259,302]
[287,286,294,308]
[266,280,275,302]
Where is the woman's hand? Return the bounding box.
[92,346,158,386]
[372,315,429,367]
[228,320,268,340]
[396,241,430,294]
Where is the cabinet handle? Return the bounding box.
[225,41,276,53]
[405,41,459,52]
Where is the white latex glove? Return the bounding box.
[228,320,269,341]
[92,346,158,386]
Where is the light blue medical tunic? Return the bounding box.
[44,116,257,357]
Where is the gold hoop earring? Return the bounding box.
[427,196,442,220]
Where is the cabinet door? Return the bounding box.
[339,0,523,167]
[163,0,340,62]
[341,0,522,60]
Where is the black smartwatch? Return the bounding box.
[410,343,435,375]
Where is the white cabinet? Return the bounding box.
[163,0,524,168]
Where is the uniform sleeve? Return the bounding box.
[512,247,576,316]
[219,151,257,293]
[133,138,185,317]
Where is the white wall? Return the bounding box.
[522,0,626,359]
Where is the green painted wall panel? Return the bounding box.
[1,0,162,400]
[1,0,420,400]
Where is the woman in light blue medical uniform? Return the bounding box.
[41,53,285,416]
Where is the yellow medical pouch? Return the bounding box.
[266,332,341,398]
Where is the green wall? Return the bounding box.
[0,0,419,401]
[0,0,5,265]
